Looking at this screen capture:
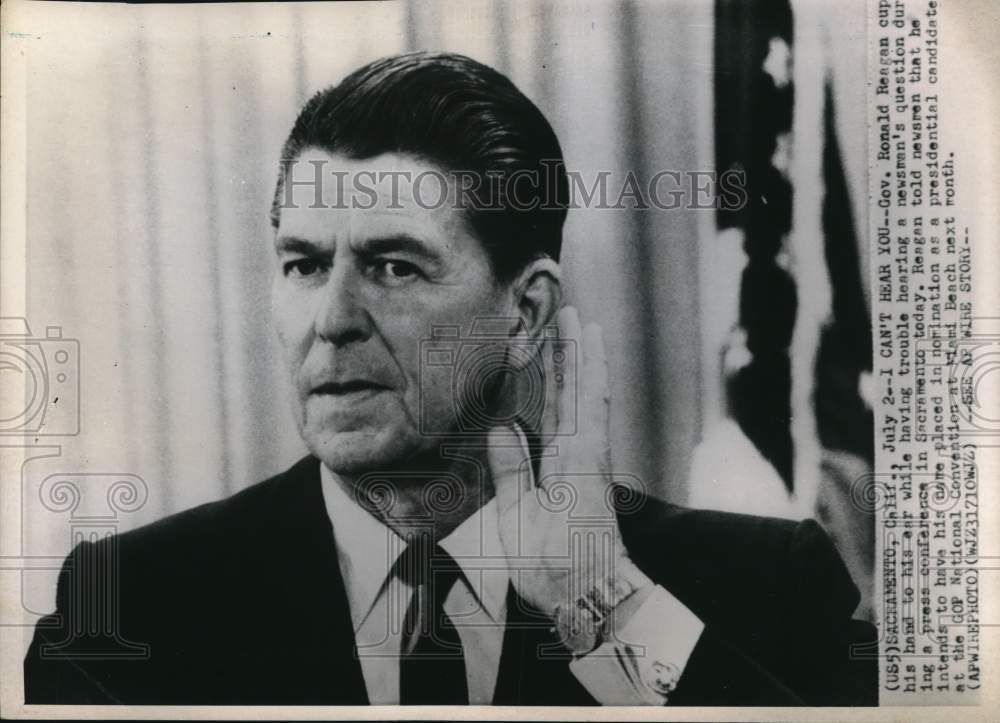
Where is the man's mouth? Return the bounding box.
[311,380,390,396]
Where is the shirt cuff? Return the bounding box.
[569,584,705,705]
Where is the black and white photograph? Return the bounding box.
[1,0,996,716]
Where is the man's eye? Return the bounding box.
[375,259,420,283]
[283,258,326,278]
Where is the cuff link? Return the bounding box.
[646,660,680,697]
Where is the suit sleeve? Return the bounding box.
[569,584,706,704]
[585,516,877,706]
[669,518,878,706]
[24,541,127,704]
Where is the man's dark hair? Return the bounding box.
[271,51,568,280]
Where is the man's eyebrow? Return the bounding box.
[356,234,443,261]
[274,235,326,255]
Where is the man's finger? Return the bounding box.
[540,334,560,447]
[487,424,534,518]
[581,321,611,452]
[557,306,581,439]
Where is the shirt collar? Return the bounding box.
[320,464,509,629]
[438,489,509,621]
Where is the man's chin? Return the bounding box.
[304,427,420,475]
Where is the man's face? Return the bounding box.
[272,149,512,474]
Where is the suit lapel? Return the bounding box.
[271,456,369,704]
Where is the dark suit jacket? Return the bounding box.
[24,455,877,705]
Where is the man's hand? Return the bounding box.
[488,306,652,655]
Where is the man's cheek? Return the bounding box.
[275,305,314,368]
[410,364,462,435]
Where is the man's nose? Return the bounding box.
[314,264,373,346]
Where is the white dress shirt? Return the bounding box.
[320,464,706,705]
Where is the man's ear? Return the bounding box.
[507,256,561,348]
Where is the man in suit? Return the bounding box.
[25,51,877,706]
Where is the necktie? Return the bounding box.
[394,533,468,705]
